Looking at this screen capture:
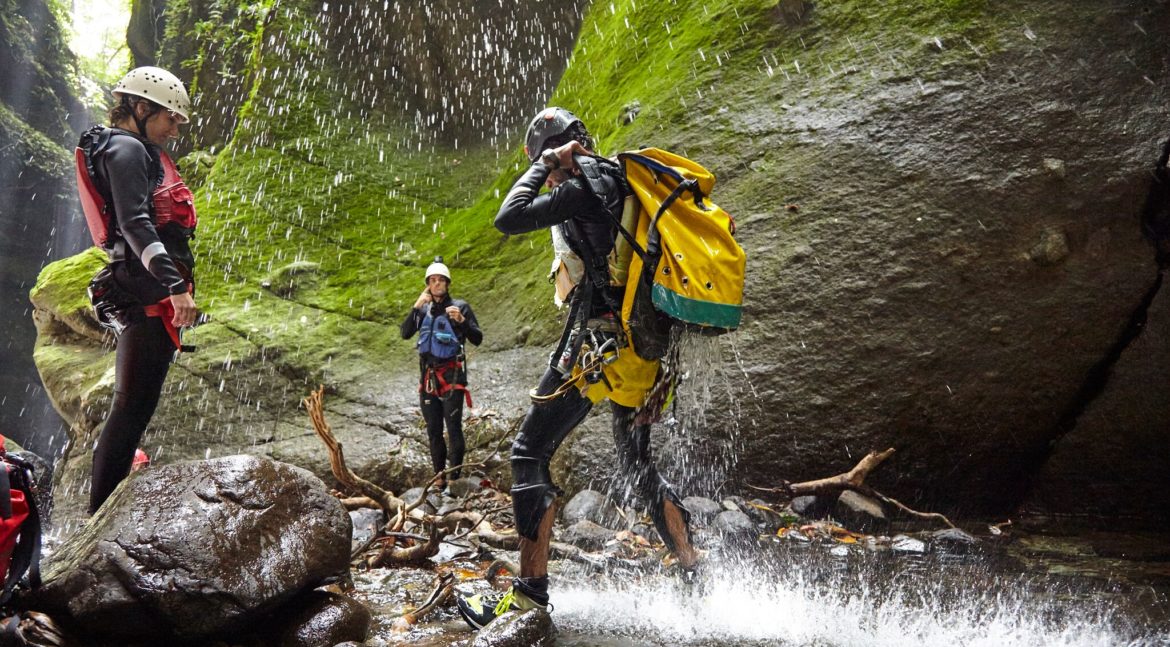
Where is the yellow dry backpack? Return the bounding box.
[578,148,746,360]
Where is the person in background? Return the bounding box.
[400,257,482,491]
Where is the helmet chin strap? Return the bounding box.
[125,96,152,139]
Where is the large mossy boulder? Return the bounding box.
[29,455,351,641]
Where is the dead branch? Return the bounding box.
[369,524,443,568]
[861,485,955,528]
[788,448,896,496]
[304,386,405,514]
[751,448,955,529]
[475,528,521,550]
[392,574,455,631]
[338,496,379,510]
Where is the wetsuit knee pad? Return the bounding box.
[510,481,558,541]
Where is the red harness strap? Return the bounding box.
[142,299,182,351]
[420,361,473,408]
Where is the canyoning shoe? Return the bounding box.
[456,586,549,630]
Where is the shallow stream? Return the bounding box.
[355,530,1170,647]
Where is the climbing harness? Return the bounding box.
[420,360,473,408]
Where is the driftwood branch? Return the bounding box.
[788,448,896,496]
[751,448,955,529]
[392,574,455,631]
[304,386,404,514]
[369,524,443,567]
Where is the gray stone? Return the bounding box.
[832,490,888,533]
[31,456,351,640]
[400,487,440,515]
[350,508,383,551]
[891,534,927,554]
[474,608,556,647]
[713,510,757,537]
[272,590,371,647]
[930,528,979,554]
[561,490,619,529]
[447,476,483,498]
[561,519,613,551]
[682,496,723,525]
[791,494,837,519]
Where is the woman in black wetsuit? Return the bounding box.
[81,67,199,514]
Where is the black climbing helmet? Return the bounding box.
[524,107,593,163]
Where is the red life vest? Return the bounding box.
[74,127,198,249]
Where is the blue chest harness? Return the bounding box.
[418,309,462,360]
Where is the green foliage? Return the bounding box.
[0,103,72,186]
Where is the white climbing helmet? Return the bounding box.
[424,258,452,284]
[113,66,192,123]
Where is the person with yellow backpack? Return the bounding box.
[457,107,745,629]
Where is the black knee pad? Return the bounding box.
[511,482,559,541]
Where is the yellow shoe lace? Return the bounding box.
[493,588,517,616]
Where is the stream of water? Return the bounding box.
[358,533,1170,646]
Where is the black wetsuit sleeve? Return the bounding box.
[495,161,596,234]
[454,302,483,346]
[401,307,424,339]
[101,135,188,294]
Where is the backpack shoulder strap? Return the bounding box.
[574,154,647,263]
[79,126,116,204]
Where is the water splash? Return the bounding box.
[553,547,1167,647]
[658,331,747,495]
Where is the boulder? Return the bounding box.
[271,590,371,647]
[832,490,888,533]
[930,528,980,555]
[350,508,384,552]
[561,520,613,551]
[791,494,837,520]
[446,476,483,498]
[473,608,555,647]
[30,455,351,640]
[891,534,927,555]
[561,490,620,529]
[713,510,757,538]
[682,497,724,526]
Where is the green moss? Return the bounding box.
[30,248,106,320]
[0,102,71,184]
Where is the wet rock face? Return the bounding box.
[30,455,352,641]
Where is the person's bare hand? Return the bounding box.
[169,291,197,328]
[553,140,589,173]
[414,289,433,309]
[446,305,464,324]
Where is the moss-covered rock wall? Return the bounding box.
[0,0,87,457]
[32,0,1170,529]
